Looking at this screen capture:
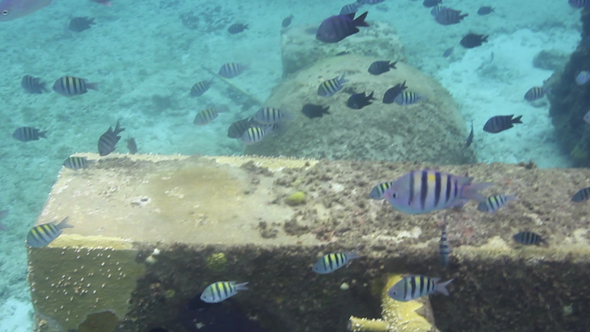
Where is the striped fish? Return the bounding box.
[430,5,447,17]
[383,170,492,214]
[524,86,547,101]
[318,75,349,97]
[394,91,424,105]
[477,194,516,213]
[340,2,361,15]
[194,108,220,125]
[383,81,408,104]
[63,156,97,170]
[513,231,546,245]
[27,217,73,248]
[253,107,291,125]
[240,125,273,144]
[483,115,522,133]
[190,79,213,97]
[200,281,249,303]
[52,76,98,96]
[227,117,254,138]
[218,63,246,78]
[312,250,360,274]
[434,8,468,25]
[21,75,48,94]
[387,275,453,301]
[12,127,47,142]
[98,121,125,156]
[369,181,393,200]
[571,187,590,202]
[439,219,451,268]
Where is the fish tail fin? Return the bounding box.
[346,249,361,261]
[339,74,350,84]
[435,279,454,296]
[39,131,48,138]
[505,194,517,202]
[87,82,99,91]
[461,182,493,202]
[354,11,369,27]
[460,13,468,19]
[114,121,126,135]
[234,282,249,291]
[512,115,523,124]
[57,217,74,229]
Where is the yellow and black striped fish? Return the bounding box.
[369,181,393,200]
[572,186,590,202]
[477,194,516,213]
[439,218,451,268]
[387,275,453,301]
[218,63,246,78]
[63,156,96,170]
[394,91,424,105]
[512,231,546,245]
[317,74,349,97]
[240,126,273,144]
[21,75,48,94]
[312,250,360,274]
[200,281,249,303]
[52,76,98,96]
[27,217,73,247]
[253,107,291,125]
[190,79,213,97]
[194,108,219,125]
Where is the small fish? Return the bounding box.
[434,8,467,25]
[253,107,291,124]
[465,121,474,148]
[460,33,488,49]
[69,17,95,32]
[383,170,491,214]
[127,137,138,154]
[347,91,375,109]
[0,0,53,21]
[387,275,453,301]
[89,0,112,6]
[524,86,548,101]
[423,0,441,8]
[572,187,590,202]
[368,60,397,75]
[26,217,73,248]
[63,156,97,170]
[228,23,248,34]
[200,281,249,303]
[194,108,221,126]
[369,181,393,200]
[218,63,246,78]
[190,79,213,97]
[513,231,546,245]
[316,12,369,43]
[575,70,590,85]
[282,14,293,28]
[584,110,590,124]
[227,117,254,138]
[312,250,360,274]
[318,74,349,97]
[442,47,454,57]
[477,6,494,15]
[477,194,516,213]
[0,209,8,231]
[439,218,450,268]
[340,2,361,15]
[21,75,48,94]
[394,91,424,105]
[12,127,47,142]
[52,76,98,96]
[483,115,522,133]
[430,5,447,16]
[241,125,273,144]
[383,81,408,104]
[569,0,590,8]
[98,120,125,156]
[301,104,330,119]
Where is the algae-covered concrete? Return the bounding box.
[245,55,475,165]
[28,154,590,332]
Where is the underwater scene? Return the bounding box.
[1,0,590,331]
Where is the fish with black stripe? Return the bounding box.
[383,169,492,214]
[483,115,522,133]
[21,75,48,94]
[12,127,47,142]
[312,250,360,274]
[194,108,221,126]
[218,63,247,78]
[369,181,393,200]
[98,121,125,156]
[27,217,73,247]
[434,7,467,25]
[513,231,546,245]
[572,187,590,202]
[52,76,98,96]
[439,217,451,268]
[227,117,255,138]
[368,60,397,75]
[318,74,349,97]
[253,107,292,124]
[190,79,213,97]
[383,81,408,104]
[387,275,453,301]
[63,156,97,170]
[240,125,274,144]
[227,23,248,34]
[340,2,361,15]
[394,91,425,105]
[524,86,549,102]
[477,194,516,213]
[200,281,249,303]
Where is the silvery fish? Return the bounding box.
[240,125,273,144]
[383,169,492,214]
[27,217,73,247]
[477,194,516,213]
[316,12,369,43]
[0,0,53,21]
[387,275,453,301]
[513,231,546,245]
[312,250,360,274]
[200,281,248,303]
[63,156,96,170]
[369,181,393,200]
[318,75,349,97]
[253,107,292,124]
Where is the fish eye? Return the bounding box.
[391,193,397,198]
[2,10,8,15]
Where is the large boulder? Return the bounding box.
[244,55,474,165]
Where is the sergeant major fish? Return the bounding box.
[434,8,467,25]
[253,107,292,124]
[477,194,516,213]
[383,169,492,214]
[369,181,393,200]
[21,75,47,94]
[368,60,397,75]
[312,250,360,274]
[347,91,375,109]
[63,156,97,170]
[513,231,546,245]
[318,74,349,97]
[27,217,73,247]
[572,187,590,202]
[53,76,98,96]
[439,218,451,268]
[383,81,407,104]
[316,12,369,43]
[0,0,53,21]
[218,63,246,78]
[12,126,47,142]
[241,125,273,144]
[200,281,248,303]
[98,120,125,156]
[388,275,453,301]
[483,115,522,133]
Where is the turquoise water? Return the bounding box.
[0,0,584,330]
